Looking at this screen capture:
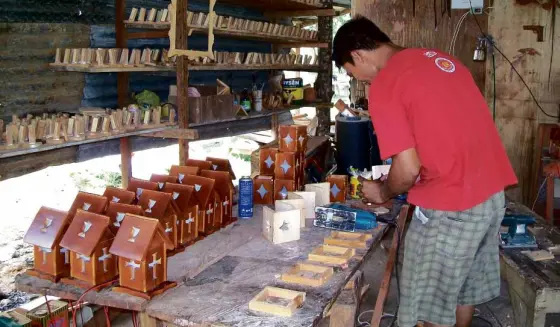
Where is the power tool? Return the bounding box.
[500,212,538,249]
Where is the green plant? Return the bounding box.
[231,153,251,162]
[69,172,93,191]
[95,171,123,188]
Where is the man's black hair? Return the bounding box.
[332,16,391,68]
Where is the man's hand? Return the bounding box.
[357,178,390,204]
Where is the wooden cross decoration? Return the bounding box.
[39,247,51,265]
[60,248,70,264]
[98,247,112,272]
[126,260,141,280]
[149,253,161,280]
[168,0,216,60]
[77,253,91,273]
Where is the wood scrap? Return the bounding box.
[522,250,555,261]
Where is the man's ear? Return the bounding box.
[350,50,363,64]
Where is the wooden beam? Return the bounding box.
[175,0,190,165]
[277,42,329,48]
[139,128,199,140]
[370,205,409,327]
[264,9,336,18]
[128,30,169,39]
[116,0,132,189]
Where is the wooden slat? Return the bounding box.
[264,9,336,18]
[370,205,409,327]
[139,128,199,139]
[49,63,322,73]
[0,126,173,159]
[124,22,321,46]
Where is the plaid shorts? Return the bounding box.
[398,192,505,327]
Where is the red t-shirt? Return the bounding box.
[369,48,517,211]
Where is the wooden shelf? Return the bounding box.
[49,63,322,73]
[124,22,326,47]
[0,126,178,159]
[212,0,322,11]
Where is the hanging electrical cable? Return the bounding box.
[469,0,558,119]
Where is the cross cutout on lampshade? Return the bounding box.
[148,253,161,280]
[98,247,112,272]
[77,253,91,273]
[257,185,268,199]
[126,260,141,280]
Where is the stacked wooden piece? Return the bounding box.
[51,47,175,68]
[0,107,176,151]
[125,6,318,41]
[253,124,308,205]
[22,157,235,299]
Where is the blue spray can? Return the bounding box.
[238,176,253,218]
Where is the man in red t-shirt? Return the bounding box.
[333,17,517,327]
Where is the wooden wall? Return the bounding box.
[352,0,560,204]
[487,0,559,204]
[352,0,488,90]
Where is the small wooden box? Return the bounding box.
[278,125,298,153]
[327,175,348,203]
[281,263,333,287]
[275,152,297,181]
[262,206,301,244]
[248,286,306,317]
[26,300,68,327]
[324,231,373,249]
[308,245,355,266]
[253,175,275,205]
[274,179,296,200]
[259,147,278,176]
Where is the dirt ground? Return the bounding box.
[0,137,256,309]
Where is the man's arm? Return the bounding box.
[380,148,421,201]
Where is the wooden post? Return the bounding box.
[315,0,333,136]
[370,205,409,327]
[176,0,190,165]
[116,0,132,188]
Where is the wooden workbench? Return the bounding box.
[16,204,391,326]
[500,202,560,327]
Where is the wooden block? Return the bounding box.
[262,22,269,33]
[217,15,224,28]
[160,8,169,22]
[324,231,372,249]
[128,8,139,21]
[138,8,147,21]
[203,13,210,27]
[187,11,194,25]
[152,107,162,125]
[308,245,355,266]
[287,191,315,220]
[522,250,555,261]
[275,198,305,228]
[143,109,152,125]
[263,206,300,244]
[96,49,107,66]
[275,152,297,180]
[281,263,333,287]
[254,175,274,205]
[275,179,296,201]
[71,48,80,64]
[108,48,119,65]
[305,182,330,206]
[147,8,157,22]
[63,49,71,64]
[54,48,62,64]
[327,175,348,203]
[249,287,306,317]
[217,79,230,95]
[90,116,100,133]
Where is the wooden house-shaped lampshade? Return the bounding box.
[104,202,144,234]
[23,207,71,281]
[169,165,200,184]
[149,174,178,191]
[127,178,159,202]
[110,214,176,299]
[253,175,274,205]
[181,175,215,235]
[59,210,117,287]
[162,183,198,245]
[201,170,235,227]
[137,190,179,248]
[206,157,236,180]
[68,192,108,219]
[103,187,136,205]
